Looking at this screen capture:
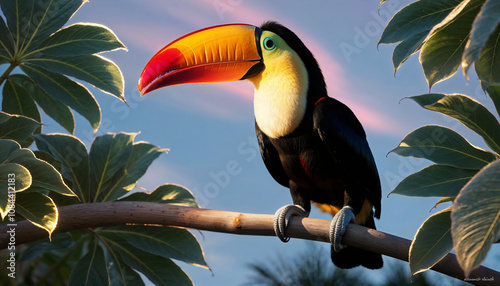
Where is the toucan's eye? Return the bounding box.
[263,37,276,50]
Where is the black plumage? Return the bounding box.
[256,21,382,269]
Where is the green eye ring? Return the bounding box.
[263,37,276,50]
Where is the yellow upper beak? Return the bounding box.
[138,24,263,95]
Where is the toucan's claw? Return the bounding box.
[330,206,355,252]
[273,204,308,242]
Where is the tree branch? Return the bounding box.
[1,202,498,285]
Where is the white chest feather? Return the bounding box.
[250,51,308,138]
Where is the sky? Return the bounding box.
[4,0,500,285]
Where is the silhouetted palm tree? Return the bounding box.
[244,243,467,286]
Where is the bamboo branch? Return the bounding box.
[1,202,498,285]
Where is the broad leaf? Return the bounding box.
[21,64,101,132]
[27,54,125,101]
[9,74,75,134]
[0,112,10,124]
[20,233,72,262]
[69,243,109,286]
[120,184,198,208]
[6,149,75,197]
[0,112,40,142]
[482,82,500,118]
[462,0,500,76]
[103,247,144,286]
[16,191,58,237]
[391,124,497,169]
[419,0,484,89]
[100,233,193,286]
[37,23,126,56]
[475,25,500,85]
[0,0,85,53]
[412,94,500,154]
[99,142,167,202]
[379,0,460,44]
[100,225,208,268]
[391,164,477,197]
[393,30,428,73]
[434,197,455,208]
[89,133,136,202]
[452,159,500,276]
[0,139,20,163]
[409,207,453,275]
[0,163,31,219]
[33,134,90,202]
[3,78,41,125]
[0,15,13,60]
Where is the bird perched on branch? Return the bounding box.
[139,21,383,269]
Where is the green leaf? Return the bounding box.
[3,78,41,124]
[379,0,460,44]
[409,207,453,276]
[8,74,75,134]
[89,133,136,201]
[0,15,13,59]
[120,184,198,208]
[103,246,144,286]
[475,24,500,85]
[391,124,497,169]
[16,191,58,237]
[462,0,500,76]
[0,139,20,163]
[33,134,90,202]
[482,82,500,118]
[21,64,101,132]
[20,233,72,262]
[391,164,477,197]
[69,242,109,286]
[452,159,500,276]
[27,54,125,101]
[0,0,85,53]
[101,225,208,268]
[100,233,193,286]
[412,93,500,154]
[99,142,167,202]
[434,197,455,208]
[0,163,31,219]
[393,30,428,73]
[0,112,10,124]
[6,149,75,197]
[0,111,40,142]
[37,23,126,56]
[419,0,484,88]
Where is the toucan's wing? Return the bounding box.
[313,97,381,218]
[256,122,289,188]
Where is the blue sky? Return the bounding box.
[6,0,500,285]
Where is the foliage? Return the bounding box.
[380,0,500,277]
[0,1,207,285]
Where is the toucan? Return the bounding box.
[138,21,383,269]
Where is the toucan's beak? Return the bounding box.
[138,24,263,95]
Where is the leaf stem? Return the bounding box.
[0,62,17,86]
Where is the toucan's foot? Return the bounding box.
[273,205,308,242]
[330,206,355,252]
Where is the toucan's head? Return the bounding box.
[138,21,326,99]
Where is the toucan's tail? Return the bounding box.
[330,215,383,269]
